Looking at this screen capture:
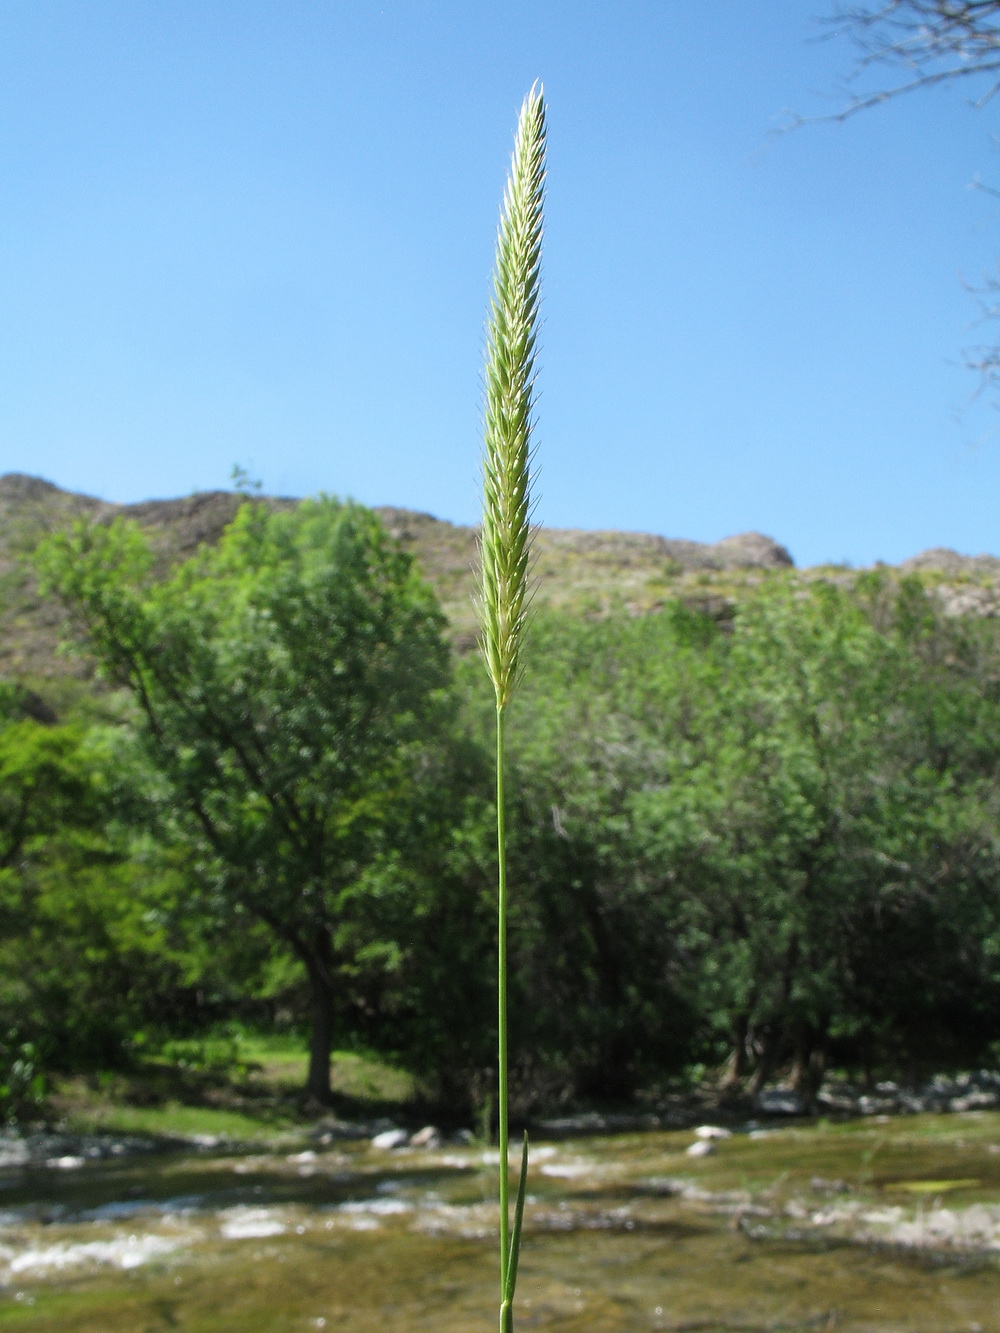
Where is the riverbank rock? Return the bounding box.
[0,1132,166,1167]
[754,1090,806,1116]
[371,1128,408,1150]
[409,1126,443,1149]
[815,1070,1000,1117]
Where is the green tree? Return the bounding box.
[39,497,451,1101]
[461,605,717,1105]
[628,578,1000,1098]
[488,581,1000,1102]
[0,692,176,1091]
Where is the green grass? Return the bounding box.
[47,1041,417,1144]
[236,1036,415,1102]
[55,1095,297,1143]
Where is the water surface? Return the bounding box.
[1,1113,999,1330]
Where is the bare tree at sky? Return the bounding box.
[820,3,1000,380]
[826,2,1000,116]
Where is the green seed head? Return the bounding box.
[479,83,546,710]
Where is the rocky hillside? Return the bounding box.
[1,472,997,691]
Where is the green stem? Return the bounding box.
[496,701,510,1319]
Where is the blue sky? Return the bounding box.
[2,1,1000,567]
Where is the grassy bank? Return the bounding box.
[42,1037,418,1144]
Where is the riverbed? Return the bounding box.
[1,1111,1000,1330]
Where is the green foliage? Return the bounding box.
[0,1033,44,1123]
[494,604,718,1103]
[7,481,1000,1129]
[489,579,1000,1102]
[0,693,182,1083]
[38,496,452,1100]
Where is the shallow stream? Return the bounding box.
[2,1112,1000,1330]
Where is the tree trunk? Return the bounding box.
[245,903,337,1104]
[791,1024,828,1113]
[303,930,336,1103]
[749,1028,779,1100]
[790,1028,810,1100]
[305,968,335,1103]
[719,1013,750,1097]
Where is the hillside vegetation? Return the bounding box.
[4,472,1000,1119]
[3,471,996,689]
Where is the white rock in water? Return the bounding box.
[694,1125,731,1140]
[686,1139,715,1157]
[371,1129,409,1150]
[754,1090,805,1116]
[10,1233,179,1272]
[218,1207,287,1240]
[409,1126,442,1149]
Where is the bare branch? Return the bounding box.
[805,4,1000,390]
[824,2,1000,119]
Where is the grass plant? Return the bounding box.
[478,83,546,1333]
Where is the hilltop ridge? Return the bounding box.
[1,473,998,687]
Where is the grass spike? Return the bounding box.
[480,82,545,711]
[478,83,546,1333]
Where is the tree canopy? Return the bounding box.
[39,497,452,1100]
[11,508,1000,1115]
